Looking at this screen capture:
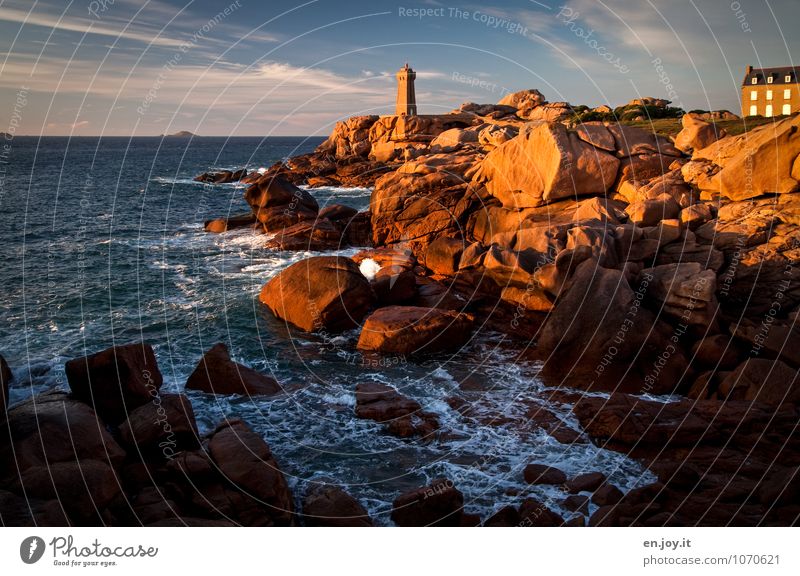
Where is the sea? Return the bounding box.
[0,136,656,524]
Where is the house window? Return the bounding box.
[784,89,791,99]
[751,90,758,101]
[767,90,773,100]
[767,75,774,83]
[749,104,758,116]
[783,104,792,115]
[751,77,758,84]
[786,75,792,82]
[766,104,774,117]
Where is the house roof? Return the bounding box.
[743,66,799,86]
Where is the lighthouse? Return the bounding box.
[395,63,417,116]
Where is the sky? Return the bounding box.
[0,0,797,136]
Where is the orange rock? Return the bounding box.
[471,122,620,208]
[260,256,375,332]
[357,305,473,355]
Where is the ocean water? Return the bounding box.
[0,136,655,524]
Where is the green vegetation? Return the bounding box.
[569,101,684,126]
[569,96,796,140]
[622,115,790,138]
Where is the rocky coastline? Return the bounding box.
[2,90,800,526]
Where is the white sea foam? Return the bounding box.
[358,258,381,280]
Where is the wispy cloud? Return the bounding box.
[0,6,187,48]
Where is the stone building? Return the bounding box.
[395,63,417,116]
[742,65,799,117]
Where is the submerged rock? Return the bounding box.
[204,213,257,233]
[354,382,438,438]
[301,483,373,527]
[194,168,247,184]
[391,478,465,527]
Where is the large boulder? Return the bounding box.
[698,196,800,316]
[357,306,474,356]
[391,478,465,527]
[260,256,376,332]
[301,483,373,527]
[0,391,126,476]
[208,419,294,526]
[119,393,200,456]
[522,102,573,122]
[244,175,318,232]
[319,204,358,222]
[370,152,479,247]
[674,112,726,153]
[685,115,800,200]
[538,259,688,394]
[65,342,163,425]
[352,247,418,306]
[478,124,518,150]
[430,126,480,149]
[186,343,281,396]
[518,498,565,526]
[639,263,718,326]
[317,115,380,158]
[17,460,122,524]
[606,123,681,158]
[425,237,465,276]
[718,359,799,405]
[498,89,546,111]
[471,121,620,208]
[263,218,345,251]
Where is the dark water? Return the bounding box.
[0,136,654,523]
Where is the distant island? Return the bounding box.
[162,131,197,138]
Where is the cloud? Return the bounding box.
[0,6,188,48]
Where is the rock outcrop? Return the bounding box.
[301,483,373,527]
[357,306,474,356]
[185,343,281,396]
[260,256,376,332]
[244,175,319,232]
[194,169,247,184]
[1,344,299,527]
[471,121,621,208]
[683,115,800,200]
[65,342,163,425]
[674,112,726,153]
[391,478,466,527]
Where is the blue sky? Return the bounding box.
[0,0,797,135]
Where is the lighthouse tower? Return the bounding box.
[395,63,417,116]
